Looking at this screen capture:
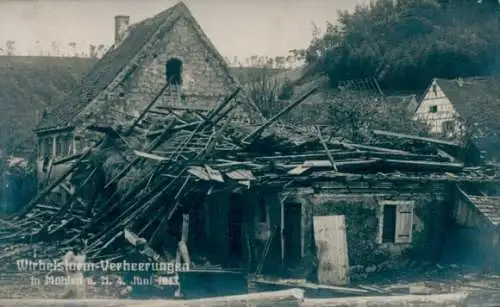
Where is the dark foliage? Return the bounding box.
[305,0,500,93]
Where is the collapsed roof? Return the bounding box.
[2,81,499,262]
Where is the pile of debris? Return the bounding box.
[1,85,499,270]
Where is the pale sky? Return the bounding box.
[0,0,366,60]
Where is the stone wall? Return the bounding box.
[299,184,453,277]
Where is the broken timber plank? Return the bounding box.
[302,292,469,307]
[317,126,338,171]
[36,168,97,237]
[437,149,456,162]
[133,150,168,161]
[372,129,462,147]
[339,142,410,154]
[175,213,191,266]
[124,83,169,136]
[0,289,304,307]
[53,153,84,165]
[242,86,319,143]
[103,120,176,191]
[132,288,304,307]
[288,159,381,175]
[252,277,369,295]
[17,147,93,218]
[60,183,88,209]
[383,159,464,172]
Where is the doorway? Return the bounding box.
[284,201,302,266]
[228,194,243,267]
[165,58,183,85]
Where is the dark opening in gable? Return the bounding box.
[165,58,183,85]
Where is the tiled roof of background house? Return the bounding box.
[37,1,264,132]
[435,76,500,131]
[0,56,97,155]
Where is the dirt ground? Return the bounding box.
[353,264,500,306]
[1,243,500,306]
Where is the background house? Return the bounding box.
[414,76,500,161]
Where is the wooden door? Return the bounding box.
[313,215,349,286]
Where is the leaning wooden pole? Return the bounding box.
[103,120,177,190]
[124,83,170,136]
[316,126,338,172]
[17,147,93,218]
[35,167,98,237]
[242,86,319,143]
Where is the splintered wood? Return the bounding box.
[0,81,499,267]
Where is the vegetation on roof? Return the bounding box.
[0,56,97,154]
[302,0,500,93]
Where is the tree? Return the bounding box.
[306,0,500,93]
[5,40,15,56]
[35,40,42,56]
[239,65,285,118]
[51,41,60,57]
[97,44,105,58]
[68,42,77,57]
[323,90,428,142]
[89,44,97,58]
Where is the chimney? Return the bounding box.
[114,15,130,47]
[456,77,464,87]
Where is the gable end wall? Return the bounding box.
[71,16,251,146]
[414,80,459,134]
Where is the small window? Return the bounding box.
[429,105,438,113]
[382,205,397,243]
[432,84,437,96]
[378,201,414,244]
[55,136,65,157]
[442,120,455,135]
[43,137,53,158]
[165,58,183,85]
[37,138,44,158]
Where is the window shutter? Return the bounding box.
[395,202,414,244]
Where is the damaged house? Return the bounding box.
[5,2,500,297]
[33,1,262,190]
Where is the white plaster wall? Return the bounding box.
[414,80,459,135]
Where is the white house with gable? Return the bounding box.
[414,76,500,161]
